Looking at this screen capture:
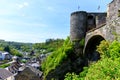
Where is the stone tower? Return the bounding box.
[70,11,87,42]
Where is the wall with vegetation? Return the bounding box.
[65,40,120,80]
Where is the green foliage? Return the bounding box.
[79,38,85,47]
[0,47,4,51]
[41,37,73,78]
[10,49,23,57]
[80,58,120,80]
[0,63,10,68]
[21,59,27,63]
[79,67,88,78]
[65,73,80,80]
[33,39,64,54]
[4,46,10,53]
[108,40,120,59]
[97,40,110,58]
[65,67,88,80]
[97,40,120,59]
[0,40,23,57]
[65,40,120,80]
[0,40,32,52]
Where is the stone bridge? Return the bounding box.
[84,18,120,61]
[84,24,106,56]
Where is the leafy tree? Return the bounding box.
[10,49,23,57]
[4,46,10,53]
[32,39,64,54]
[0,47,4,51]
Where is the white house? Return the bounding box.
[0,51,12,60]
[0,51,3,60]
[0,68,15,80]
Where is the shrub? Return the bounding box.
[0,63,10,68]
[65,40,120,80]
[84,58,120,80]
[41,37,73,78]
[108,40,120,59]
[21,59,27,63]
[97,40,110,58]
[65,73,80,80]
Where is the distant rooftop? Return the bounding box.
[0,68,13,80]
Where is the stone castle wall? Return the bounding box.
[70,0,120,43]
[70,11,107,42]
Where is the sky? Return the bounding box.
[0,0,112,43]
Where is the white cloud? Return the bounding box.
[47,6,55,11]
[23,2,29,6]
[16,2,29,9]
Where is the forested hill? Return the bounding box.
[0,39,32,51]
[0,39,64,54]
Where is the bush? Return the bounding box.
[97,40,120,59]
[21,59,27,63]
[10,49,23,57]
[41,37,73,78]
[0,63,10,68]
[65,40,120,80]
[108,40,120,59]
[97,40,110,58]
[84,58,120,80]
[65,73,80,80]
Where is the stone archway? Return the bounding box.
[84,35,105,62]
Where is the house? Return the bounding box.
[0,52,3,60]
[15,66,43,80]
[0,68,15,80]
[0,51,12,60]
[7,56,21,75]
[2,52,12,60]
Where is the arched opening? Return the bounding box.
[84,35,105,62]
[87,15,96,31]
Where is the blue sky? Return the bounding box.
[0,0,112,43]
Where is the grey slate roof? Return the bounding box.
[0,68,13,80]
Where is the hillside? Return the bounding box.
[0,39,64,57]
[65,40,120,80]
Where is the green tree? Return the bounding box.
[4,46,10,53]
[10,49,23,57]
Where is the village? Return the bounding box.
[0,51,47,80]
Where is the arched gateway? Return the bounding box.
[84,35,105,61]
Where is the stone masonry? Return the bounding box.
[70,0,120,61]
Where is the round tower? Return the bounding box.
[70,11,87,41]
